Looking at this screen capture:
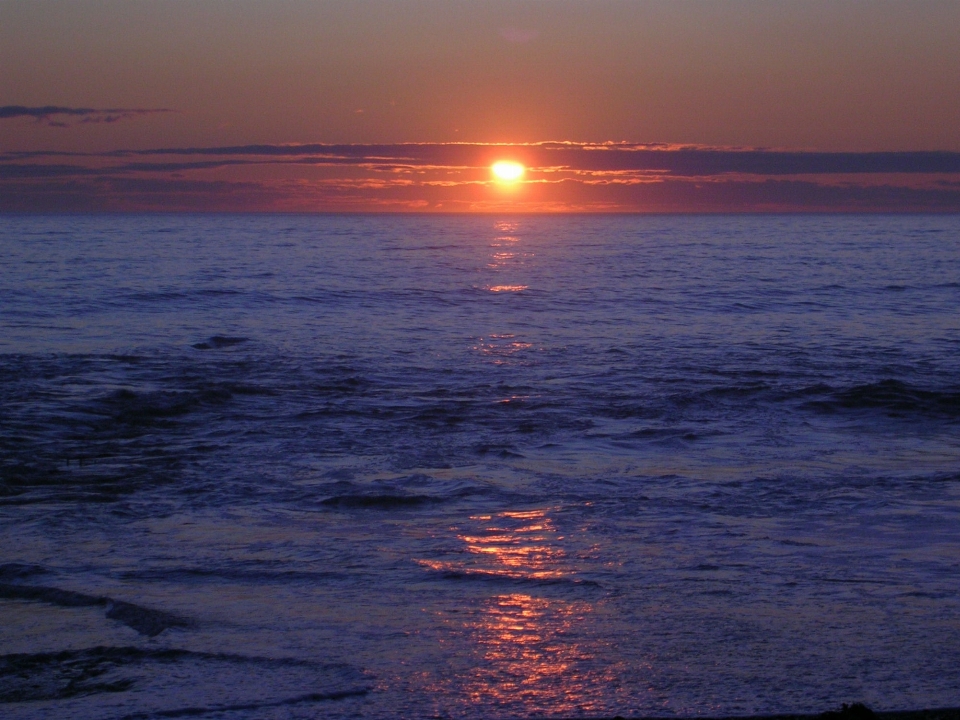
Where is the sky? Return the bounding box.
[2,0,960,212]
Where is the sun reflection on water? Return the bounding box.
[487,219,532,273]
[455,509,567,581]
[487,284,528,292]
[419,509,621,715]
[470,334,534,365]
[461,591,601,712]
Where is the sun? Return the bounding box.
[491,161,525,183]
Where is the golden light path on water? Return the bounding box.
[417,508,627,715]
[483,220,529,293]
[414,220,641,715]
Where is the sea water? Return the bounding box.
[1,214,959,719]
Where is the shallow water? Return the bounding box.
[1,214,959,719]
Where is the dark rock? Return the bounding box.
[820,703,878,720]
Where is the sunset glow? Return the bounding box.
[2,2,960,212]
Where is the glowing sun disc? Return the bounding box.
[492,161,525,182]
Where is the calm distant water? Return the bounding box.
[1,214,959,719]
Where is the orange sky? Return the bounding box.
[3,1,960,211]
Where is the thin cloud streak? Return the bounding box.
[112,143,960,176]
[10,142,960,175]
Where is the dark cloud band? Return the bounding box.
[3,141,960,212]
[0,105,173,126]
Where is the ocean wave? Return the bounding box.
[0,646,368,707]
[93,387,234,425]
[805,379,960,417]
[320,493,440,509]
[0,563,47,581]
[0,582,191,637]
[120,567,351,584]
[417,564,602,590]
[191,335,248,350]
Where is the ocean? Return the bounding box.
[1,214,959,719]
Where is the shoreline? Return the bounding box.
[592,710,960,720]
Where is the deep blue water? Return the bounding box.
[1,214,959,719]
